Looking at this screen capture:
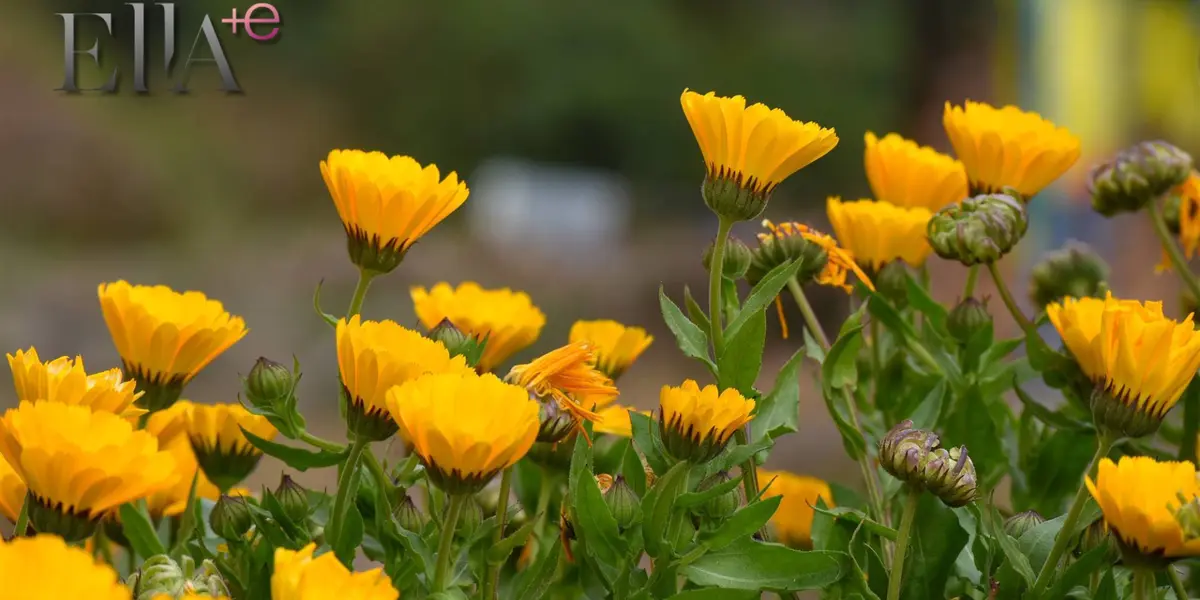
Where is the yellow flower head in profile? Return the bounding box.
[681,89,839,221]
[154,595,230,600]
[321,149,469,275]
[145,435,221,518]
[0,402,175,541]
[411,282,546,373]
[758,470,834,548]
[658,380,755,463]
[826,197,934,270]
[568,320,653,380]
[186,403,277,493]
[1047,293,1200,437]
[337,315,474,441]
[864,132,968,211]
[273,543,398,600]
[943,100,1082,198]
[1158,171,1200,272]
[1086,456,1200,559]
[0,453,25,524]
[97,281,247,412]
[387,371,538,494]
[788,223,876,294]
[8,347,144,419]
[0,534,131,600]
[593,404,650,438]
[144,399,196,444]
[507,342,620,424]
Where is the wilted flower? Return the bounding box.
[1087,456,1200,561]
[757,470,834,549]
[507,342,619,424]
[568,320,653,381]
[272,543,399,600]
[927,193,1028,265]
[864,131,968,212]
[1029,242,1110,309]
[793,225,876,294]
[533,390,577,444]
[658,380,755,463]
[411,282,546,373]
[187,403,277,493]
[0,534,129,600]
[1004,511,1045,539]
[826,198,934,269]
[593,404,648,438]
[1089,141,1193,217]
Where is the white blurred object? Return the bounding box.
[467,157,632,266]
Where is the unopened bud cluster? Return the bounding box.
[927,193,1028,266]
[128,554,229,600]
[878,420,978,507]
[1029,242,1110,309]
[1089,140,1193,216]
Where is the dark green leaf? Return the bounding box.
[510,535,563,600]
[1043,545,1116,600]
[684,285,711,334]
[900,494,969,600]
[863,285,962,383]
[1013,383,1090,432]
[749,347,805,446]
[332,504,364,567]
[675,472,743,509]
[718,308,766,397]
[569,433,626,564]
[984,504,1035,589]
[1180,377,1200,461]
[1094,570,1118,600]
[819,317,868,461]
[629,411,671,477]
[713,439,772,474]
[723,258,805,342]
[169,471,201,557]
[621,442,648,497]
[810,506,898,541]
[1014,428,1095,517]
[900,380,946,430]
[667,589,760,600]
[1017,503,1100,574]
[642,462,691,558]
[119,501,167,559]
[312,279,339,328]
[905,272,948,332]
[487,517,538,564]
[980,337,1023,370]
[700,496,780,551]
[240,427,349,471]
[681,538,846,591]
[659,286,716,372]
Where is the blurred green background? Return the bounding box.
[0,0,1198,493]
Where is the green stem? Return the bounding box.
[985,261,1035,333]
[708,217,734,355]
[433,494,469,592]
[1134,569,1153,600]
[482,468,514,600]
[361,450,393,516]
[346,269,377,318]
[887,486,921,600]
[787,278,830,349]
[1030,435,1113,594]
[1150,196,1200,302]
[870,317,883,405]
[327,436,369,552]
[962,265,980,298]
[531,475,554,555]
[13,495,28,536]
[732,429,767,538]
[1170,567,1189,600]
[300,431,346,453]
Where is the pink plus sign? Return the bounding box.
[221,7,242,34]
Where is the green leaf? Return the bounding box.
[331,504,364,567]
[1014,428,1096,517]
[568,433,626,564]
[984,505,1035,589]
[683,285,711,334]
[900,494,969,600]
[621,442,648,497]
[659,286,717,372]
[810,506,898,541]
[1017,503,1100,574]
[1013,383,1090,432]
[240,427,349,471]
[1043,545,1116,600]
[487,516,538,564]
[803,328,826,364]
[700,496,780,551]
[899,380,946,430]
[980,337,1024,370]
[905,273,948,333]
[642,461,691,558]
[819,313,868,460]
[1094,569,1118,600]
[312,279,339,328]
[667,589,761,599]
[681,538,846,591]
[119,501,167,559]
[675,473,743,510]
[863,285,961,383]
[712,439,772,474]
[718,308,766,396]
[723,258,805,342]
[510,535,562,600]
[261,484,309,542]
[749,347,805,446]
[169,471,201,557]
[629,411,671,477]
[1180,376,1200,461]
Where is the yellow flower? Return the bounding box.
[0,402,175,541]
[658,380,755,463]
[781,222,875,294]
[1047,293,1200,437]
[387,371,538,494]
[826,198,933,270]
[144,435,221,518]
[1086,456,1200,558]
[273,543,398,600]
[943,100,1081,198]
[593,404,649,438]
[7,347,144,419]
[144,399,196,444]
[0,452,25,524]
[187,403,277,493]
[758,470,834,548]
[337,315,474,441]
[1158,172,1200,272]
[568,320,653,380]
[864,132,968,211]
[97,281,247,412]
[681,89,838,221]
[154,595,230,600]
[507,342,619,423]
[0,534,131,600]
[411,282,546,373]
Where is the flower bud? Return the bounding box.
[603,475,641,530]
[877,420,940,485]
[210,494,254,541]
[274,474,310,524]
[526,437,575,472]
[747,222,829,286]
[1075,517,1117,561]
[703,175,770,222]
[874,261,910,310]
[703,236,753,279]
[921,445,978,507]
[244,357,294,410]
[1089,140,1193,216]
[535,392,578,444]
[1028,242,1110,309]
[692,471,742,521]
[947,297,992,344]
[130,554,229,600]
[393,493,427,532]
[1003,510,1044,539]
[428,318,487,368]
[927,193,1028,265]
[456,497,484,539]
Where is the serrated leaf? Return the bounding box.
[683,285,711,333]
[718,308,766,397]
[723,259,805,342]
[660,286,716,372]
[749,347,805,446]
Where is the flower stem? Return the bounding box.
[708,217,734,356]
[887,486,921,600]
[482,468,514,600]
[346,269,377,318]
[985,261,1034,333]
[786,278,830,349]
[300,431,346,453]
[1169,567,1189,600]
[326,436,369,556]
[963,264,979,298]
[13,495,28,537]
[1133,569,1154,600]
[1150,196,1200,302]
[433,494,469,592]
[733,428,767,538]
[1030,435,1113,594]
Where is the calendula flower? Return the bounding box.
[8,347,144,419]
[0,534,130,600]
[411,282,546,373]
[593,404,650,438]
[681,89,838,221]
[337,315,474,441]
[273,543,398,600]
[507,342,619,425]
[0,453,25,524]
[144,435,221,518]
[568,320,653,380]
[144,399,196,444]
[793,224,876,293]
[321,149,469,275]
[658,380,755,463]
[97,281,247,413]
[187,403,277,493]
[758,470,834,548]
[943,100,1081,198]
[1158,172,1200,272]
[826,198,934,270]
[0,402,175,541]
[1047,293,1200,437]
[1086,456,1200,561]
[386,371,538,494]
[864,132,968,211]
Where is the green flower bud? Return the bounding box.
[1089,140,1193,216]
[920,445,978,507]
[455,497,484,539]
[927,193,1028,266]
[1004,510,1044,539]
[703,236,753,279]
[878,420,940,486]
[603,475,641,530]
[130,555,229,600]
[1028,241,1110,309]
[392,493,427,532]
[703,175,770,222]
[274,474,310,524]
[1075,517,1118,562]
[535,392,577,444]
[428,318,487,368]
[947,297,992,344]
[874,261,910,310]
[210,494,253,541]
[244,357,294,410]
[526,436,575,472]
[692,471,741,521]
[747,221,829,286]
